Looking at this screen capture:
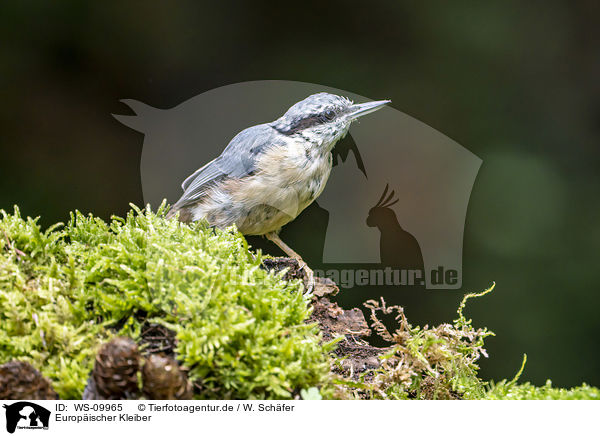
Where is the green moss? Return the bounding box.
[0,204,332,399]
[484,380,600,400]
[340,285,598,400]
[1,204,597,400]
[476,355,600,399]
[340,286,496,399]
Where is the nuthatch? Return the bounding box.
[167,92,390,289]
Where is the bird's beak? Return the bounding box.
[346,99,391,120]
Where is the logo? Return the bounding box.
[114,80,481,290]
[2,402,50,433]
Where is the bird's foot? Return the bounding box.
[296,260,315,294]
[264,231,314,292]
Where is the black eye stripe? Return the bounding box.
[272,108,340,135]
[294,114,322,129]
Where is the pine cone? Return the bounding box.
[142,354,192,400]
[89,337,140,399]
[0,361,58,400]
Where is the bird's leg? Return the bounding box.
[265,231,315,292]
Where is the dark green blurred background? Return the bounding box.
[1,1,599,387]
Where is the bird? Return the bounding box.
[167,92,391,290]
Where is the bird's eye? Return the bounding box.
[324,109,335,120]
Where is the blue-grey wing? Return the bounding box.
[174,124,278,207]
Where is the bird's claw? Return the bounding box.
[298,261,315,294]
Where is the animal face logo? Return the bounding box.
[366,184,424,272]
[366,184,400,228]
[2,402,50,433]
[114,80,481,290]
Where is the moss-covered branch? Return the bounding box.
[0,204,332,399]
[1,205,598,400]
